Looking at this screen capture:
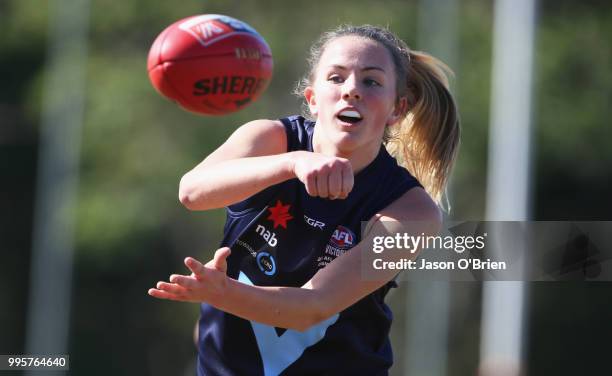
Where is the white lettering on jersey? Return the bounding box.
[304,215,326,230]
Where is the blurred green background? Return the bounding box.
[1,0,611,375]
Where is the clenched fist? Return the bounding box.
[291,151,354,199]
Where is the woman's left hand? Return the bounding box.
[148,247,231,303]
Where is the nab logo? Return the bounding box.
[330,225,355,250]
[304,215,325,230]
[256,225,277,247]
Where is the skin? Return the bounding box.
[149,36,442,331]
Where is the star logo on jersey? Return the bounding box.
[267,200,293,229]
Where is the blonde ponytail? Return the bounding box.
[386,51,460,206]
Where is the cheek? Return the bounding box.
[371,95,396,116]
[317,85,339,102]
[314,91,339,115]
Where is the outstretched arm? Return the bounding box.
[178,119,354,210]
[149,187,441,331]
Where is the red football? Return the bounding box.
[147,14,273,115]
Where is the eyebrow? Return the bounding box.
[329,64,386,73]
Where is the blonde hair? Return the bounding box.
[385,50,460,205]
[296,25,460,206]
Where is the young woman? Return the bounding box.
[149,25,460,375]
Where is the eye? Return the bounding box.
[364,78,381,87]
[328,74,344,84]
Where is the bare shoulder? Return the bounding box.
[237,118,286,135]
[227,119,287,154]
[203,119,287,165]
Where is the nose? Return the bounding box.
[341,75,361,100]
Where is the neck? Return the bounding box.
[312,128,381,173]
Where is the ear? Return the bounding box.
[387,96,408,126]
[304,86,318,117]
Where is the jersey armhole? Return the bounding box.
[279,116,298,153]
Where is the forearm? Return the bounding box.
[210,278,329,332]
[179,152,297,210]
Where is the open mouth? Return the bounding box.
[337,109,362,124]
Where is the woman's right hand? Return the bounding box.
[291,151,354,199]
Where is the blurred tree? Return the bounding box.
[534,1,612,220]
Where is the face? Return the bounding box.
[305,35,406,157]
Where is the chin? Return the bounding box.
[330,133,363,154]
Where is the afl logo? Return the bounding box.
[256,252,276,276]
[330,225,356,250]
[178,15,258,47]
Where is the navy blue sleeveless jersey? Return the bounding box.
[197,115,422,376]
